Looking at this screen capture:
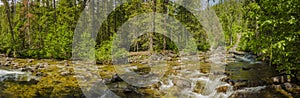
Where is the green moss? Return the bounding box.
[2,62,83,97]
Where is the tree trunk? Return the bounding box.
[1,0,16,57]
[53,0,56,22]
[163,0,169,52]
[149,0,156,52]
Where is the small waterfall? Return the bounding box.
[157,47,269,98]
[0,69,33,81]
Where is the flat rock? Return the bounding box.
[172,78,191,89]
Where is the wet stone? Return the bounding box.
[60,71,72,76]
[282,83,293,90]
[193,81,206,94]
[27,59,34,63]
[5,58,13,61]
[271,75,291,84]
[233,81,247,90]
[20,67,34,72]
[272,84,282,89]
[172,78,191,89]
[35,72,43,76]
[111,74,123,82]
[4,61,11,66]
[216,86,229,93]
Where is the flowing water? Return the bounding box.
[0,52,295,97]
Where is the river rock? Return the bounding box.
[172,78,191,89]
[272,84,282,89]
[5,57,13,61]
[36,63,46,69]
[61,71,72,76]
[216,86,229,93]
[65,62,70,66]
[36,72,43,76]
[170,53,179,58]
[0,54,5,57]
[123,88,133,93]
[13,63,21,69]
[152,82,161,89]
[11,62,19,66]
[193,81,206,94]
[165,57,172,61]
[149,54,164,61]
[27,59,34,63]
[271,75,291,84]
[21,67,34,72]
[233,81,247,90]
[4,61,11,66]
[282,83,292,90]
[221,77,235,85]
[111,74,123,82]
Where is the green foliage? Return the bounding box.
[0,1,210,60]
[214,0,300,77]
[213,0,246,48]
[238,0,300,76]
[96,40,112,64]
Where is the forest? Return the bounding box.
[0,0,299,97]
[1,0,299,78]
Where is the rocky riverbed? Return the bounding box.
[0,51,299,97]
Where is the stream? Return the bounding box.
[0,51,299,97]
